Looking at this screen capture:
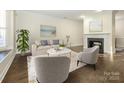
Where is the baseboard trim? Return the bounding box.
[71,44,83,47]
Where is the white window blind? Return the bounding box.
[0,10,6,47]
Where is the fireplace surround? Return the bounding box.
[88,38,104,53]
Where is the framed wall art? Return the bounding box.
[40,25,56,37]
[89,20,102,32]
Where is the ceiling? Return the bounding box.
[25,10,103,21]
[19,10,124,21]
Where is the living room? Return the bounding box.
[1,0,124,92]
[0,10,124,83]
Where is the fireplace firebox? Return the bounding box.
[88,38,104,53]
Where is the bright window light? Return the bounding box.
[0,10,6,48]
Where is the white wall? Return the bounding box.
[15,11,83,50]
[83,11,113,34]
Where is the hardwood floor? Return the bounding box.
[65,53,124,83]
[70,46,83,53]
[2,46,124,83]
[2,53,30,83]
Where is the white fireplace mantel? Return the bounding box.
[84,32,111,35]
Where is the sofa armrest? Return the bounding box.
[32,44,37,49]
[31,44,38,56]
[77,52,93,63]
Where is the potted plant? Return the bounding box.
[59,40,65,49]
[16,29,30,55]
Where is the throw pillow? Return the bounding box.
[40,40,48,46]
[52,40,59,45]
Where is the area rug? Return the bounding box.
[27,51,86,83]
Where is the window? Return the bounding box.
[0,10,6,48]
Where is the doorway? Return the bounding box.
[115,11,124,53]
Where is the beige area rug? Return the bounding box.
[27,51,86,83]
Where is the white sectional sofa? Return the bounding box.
[31,40,60,56]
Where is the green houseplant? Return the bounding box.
[16,29,30,55]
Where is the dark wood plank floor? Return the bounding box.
[2,46,124,83]
[2,53,30,83]
[65,53,124,83]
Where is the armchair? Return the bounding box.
[33,56,70,83]
[77,46,99,70]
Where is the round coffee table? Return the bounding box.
[47,47,71,57]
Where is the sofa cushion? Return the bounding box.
[52,40,59,45]
[40,40,49,46]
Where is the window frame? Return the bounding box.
[0,10,7,49]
